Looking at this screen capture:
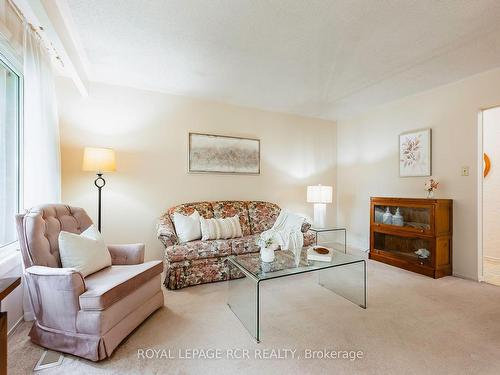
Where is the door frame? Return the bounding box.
[477,110,484,282]
[477,105,500,282]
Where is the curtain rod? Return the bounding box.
[7,0,64,67]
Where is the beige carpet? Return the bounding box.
[8,258,500,375]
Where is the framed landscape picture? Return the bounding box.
[188,132,260,174]
[399,128,432,177]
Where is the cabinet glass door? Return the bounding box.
[373,232,432,267]
[373,204,432,233]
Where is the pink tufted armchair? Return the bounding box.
[16,204,164,361]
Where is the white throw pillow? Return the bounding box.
[58,224,112,277]
[200,215,243,240]
[173,211,202,243]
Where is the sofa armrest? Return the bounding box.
[107,243,145,265]
[25,266,85,332]
[157,215,178,247]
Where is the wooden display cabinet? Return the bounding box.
[369,197,453,278]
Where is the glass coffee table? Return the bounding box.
[227,248,366,342]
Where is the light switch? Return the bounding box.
[461,166,469,176]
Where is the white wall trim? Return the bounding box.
[8,315,24,336]
[451,272,479,282]
[477,110,484,282]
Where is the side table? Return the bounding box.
[310,227,347,254]
[0,277,21,375]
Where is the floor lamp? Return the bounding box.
[307,185,333,228]
[82,147,116,232]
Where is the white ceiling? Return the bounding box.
[63,0,500,120]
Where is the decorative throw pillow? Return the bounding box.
[200,215,243,241]
[58,224,112,277]
[173,211,202,243]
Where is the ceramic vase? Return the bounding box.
[392,208,404,226]
[374,207,384,223]
[260,246,276,262]
[382,207,393,225]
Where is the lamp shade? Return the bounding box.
[82,147,116,172]
[307,185,332,203]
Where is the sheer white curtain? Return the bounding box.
[22,23,61,321]
[0,68,7,243]
[23,23,61,209]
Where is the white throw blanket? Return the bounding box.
[261,210,305,250]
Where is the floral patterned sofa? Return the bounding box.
[157,201,314,289]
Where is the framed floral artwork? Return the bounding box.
[399,128,432,177]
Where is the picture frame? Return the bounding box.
[399,128,432,177]
[188,132,260,174]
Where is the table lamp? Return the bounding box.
[82,147,116,231]
[307,184,332,228]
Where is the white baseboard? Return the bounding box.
[453,272,479,282]
[8,315,24,336]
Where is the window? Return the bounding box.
[0,53,21,248]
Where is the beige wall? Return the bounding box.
[337,67,500,280]
[483,106,500,260]
[57,78,337,260]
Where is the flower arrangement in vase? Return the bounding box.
[424,178,439,198]
[256,234,278,263]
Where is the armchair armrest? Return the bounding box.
[301,221,312,233]
[107,243,145,265]
[25,266,85,332]
[157,215,178,248]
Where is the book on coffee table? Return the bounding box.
[307,246,333,262]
